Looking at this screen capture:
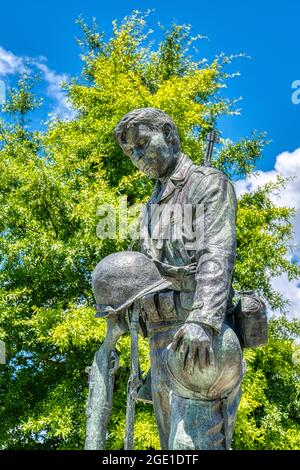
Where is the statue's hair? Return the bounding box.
[114,107,181,151]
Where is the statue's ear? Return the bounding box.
[162,123,172,143]
[121,125,129,145]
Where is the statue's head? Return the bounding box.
[114,107,181,179]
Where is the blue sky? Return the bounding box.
[0,1,300,313]
[0,0,299,171]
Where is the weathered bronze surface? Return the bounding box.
[85,107,247,450]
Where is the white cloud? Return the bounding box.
[234,148,300,318]
[0,46,74,119]
[0,79,5,104]
[35,62,75,120]
[0,46,25,76]
[271,274,300,319]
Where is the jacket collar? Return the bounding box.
[149,153,196,203]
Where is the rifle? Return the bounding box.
[204,129,220,167]
[85,313,127,450]
[124,302,142,450]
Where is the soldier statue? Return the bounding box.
[85,108,267,450]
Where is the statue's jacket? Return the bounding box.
[138,153,238,335]
[136,153,242,447]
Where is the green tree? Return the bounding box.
[233,317,300,449]
[0,11,299,449]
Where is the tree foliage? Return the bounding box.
[234,317,300,449]
[0,11,299,449]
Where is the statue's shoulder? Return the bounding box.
[189,164,229,184]
[181,155,232,194]
[186,164,236,203]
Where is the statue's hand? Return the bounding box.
[106,311,128,340]
[170,323,215,371]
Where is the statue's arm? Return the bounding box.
[187,172,237,335]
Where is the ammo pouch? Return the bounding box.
[230,291,268,349]
[139,290,179,324]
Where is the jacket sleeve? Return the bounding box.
[186,172,237,334]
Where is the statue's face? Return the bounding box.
[122,123,179,179]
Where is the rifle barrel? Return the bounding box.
[204,130,219,167]
[124,304,141,450]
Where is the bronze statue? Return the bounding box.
[85,107,267,450]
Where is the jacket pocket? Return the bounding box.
[158,291,177,320]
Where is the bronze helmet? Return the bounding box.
[166,323,243,399]
[92,251,172,317]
